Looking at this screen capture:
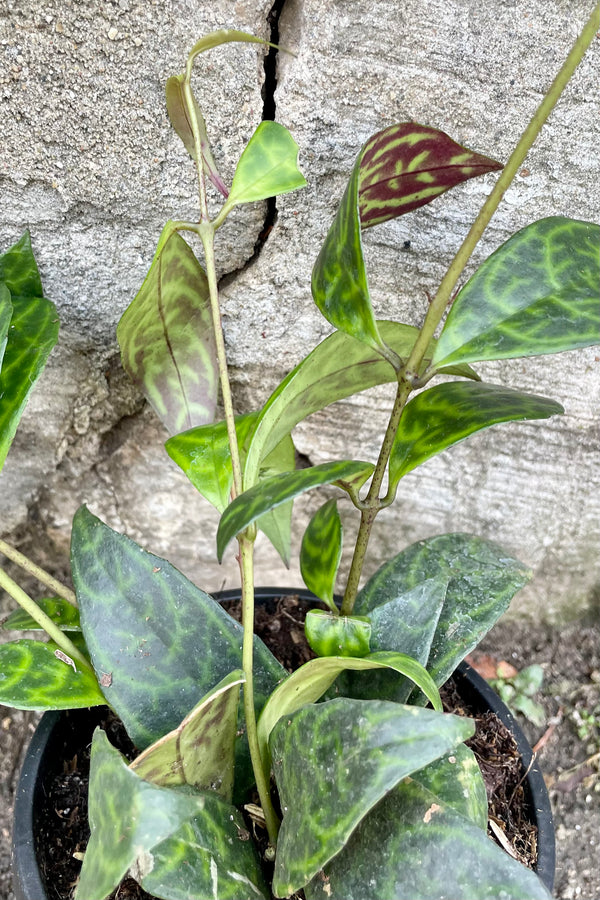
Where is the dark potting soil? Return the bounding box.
[35,594,538,900]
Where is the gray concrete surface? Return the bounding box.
[0,2,599,625]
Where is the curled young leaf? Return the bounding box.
[305,610,371,658]
[165,74,228,197]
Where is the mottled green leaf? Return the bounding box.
[304,610,371,658]
[336,579,448,704]
[130,670,244,802]
[225,121,306,208]
[255,432,296,566]
[217,460,374,562]
[389,381,564,487]
[300,500,343,610]
[0,639,104,710]
[411,742,488,831]
[358,123,502,228]
[70,506,286,755]
[165,74,228,196]
[305,778,552,900]
[242,321,477,489]
[117,228,218,435]
[0,234,59,471]
[77,728,268,900]
[355,534,531,692]
[0,283,12,370]
[311,147,384,352]
[139,812,269,900]
[257,650,441,770]
[166,412,258,512]
[271,698,474,896]
[1,596,81,631]
[433,217,600,367]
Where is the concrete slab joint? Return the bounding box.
[0,0,598,622]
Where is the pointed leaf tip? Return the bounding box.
[358,123,502,228]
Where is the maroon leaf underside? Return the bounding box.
[358,123,503,228]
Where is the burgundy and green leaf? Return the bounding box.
[358,123,502,228]
[117,229,218,436]
[165,74,228,197]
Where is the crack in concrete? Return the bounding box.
[218,0,287,290]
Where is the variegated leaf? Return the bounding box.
[217,460,374,562]
[271,698,474,896]
[300,499,343,610]
[0,639,104,709]
[130,670,244,802]
[358,123,502,228]
[117,228,218,435]
[433,217,600,367]
[225,120,306,208]
[389,381,563,487]
[304,610,371,658]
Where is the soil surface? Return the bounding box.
[1,613,599,900]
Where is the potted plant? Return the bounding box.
[2,4,599,897]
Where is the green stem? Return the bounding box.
[239,537,280,844]
[0,567,91,670]
[0,539,77,606]
[403,0,600,382]
[340,381,411,615]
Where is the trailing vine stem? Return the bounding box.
[340,0,600,617]
[0,567,91,670]
[0,538,77,606]
[179,53,280,846]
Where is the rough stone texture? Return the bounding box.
[0,0,599,619]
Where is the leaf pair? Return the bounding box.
[0,233,59,472]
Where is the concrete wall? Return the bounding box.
[1,0,599,621]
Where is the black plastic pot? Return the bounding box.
[12,588,555,899]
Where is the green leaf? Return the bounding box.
[0,283,12,370]
[257,650,442,770]
[117,228,218,435]
[300,499,343,609]
[130,670,244,802]
[0,231,43,297]
[225,121,306,208]
[304,610,371,658]
[410,742,488,831]
[166,412,258,512]
[389,381,564,487]
[2,596,81,631]
[70,506,286,756]
[355,534,531,691]
[255,432,296,566]
[271,698,474,896]
[305,777,552,900]
[311,147,384,352]
[139,814,269,900]
[242,321,478,489]
[433,217,600,367]
[358,123,502,228]
[0,639,104,710]
[165,74,228,197]
[217,460,374,562]
[76,728,268,900]
[335,579,448,704]
[0,234,59,471]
